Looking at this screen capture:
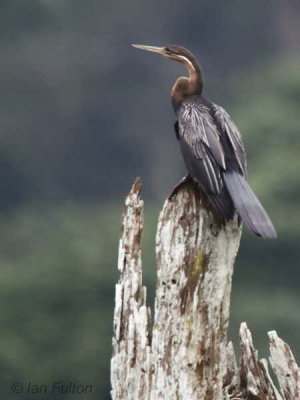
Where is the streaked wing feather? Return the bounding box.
[213,104,247,174]
[179,139,222,194]
[179,103,226,168]
[178,102,225,194]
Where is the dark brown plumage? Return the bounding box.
[132,44,277,238]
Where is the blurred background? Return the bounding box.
[0,1,299,398]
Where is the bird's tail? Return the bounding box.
[223,171,277,238]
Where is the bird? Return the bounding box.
[132,44,277,238]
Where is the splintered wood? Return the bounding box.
[111,179,299,400]
[111,178,151,399]
[151,182,241,399]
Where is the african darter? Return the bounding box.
[132,44,276,238]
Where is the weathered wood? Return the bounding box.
[111,178,152,400]
[240,322,282,400]
[268,330,300,400]
[111,180,241,399]
[223,341,241,399]
[151,183,241,399]
[111,179,299,400]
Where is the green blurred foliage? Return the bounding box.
[0,203,120,398]
[0,1,299,399]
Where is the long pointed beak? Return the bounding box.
[132,44,165,55]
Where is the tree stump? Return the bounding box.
[111,179,299,400]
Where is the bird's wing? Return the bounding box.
[178,102,226,194]
[212,104,247,175]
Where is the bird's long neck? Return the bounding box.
[171,57,203,110]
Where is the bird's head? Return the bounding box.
[132,44,203,106]
[132,44,199,72]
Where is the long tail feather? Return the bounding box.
[206,188,235,221]
[224,171,277,238]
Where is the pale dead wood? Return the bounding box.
[111,179,299,400]
[223,341,241,399]
[151,182,241,399]
[268,330,300,400]
[240,322,282,400]
[111,178,152,400]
